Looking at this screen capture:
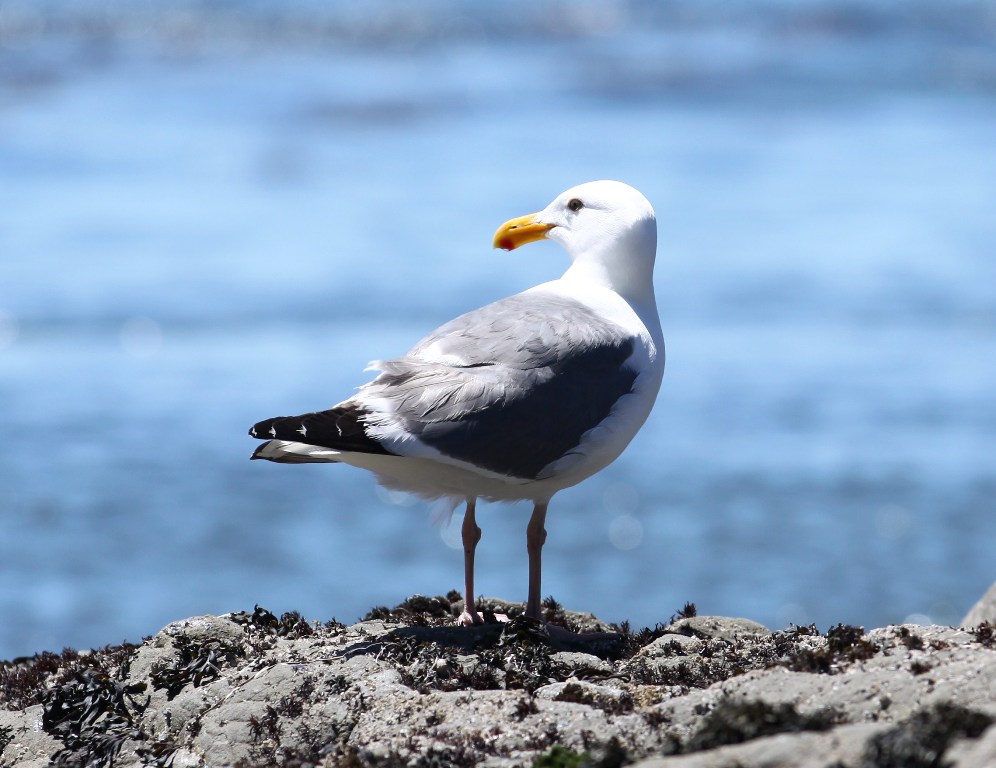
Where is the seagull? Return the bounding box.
[249,180,664,627]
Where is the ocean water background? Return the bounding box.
[1,0,995,659]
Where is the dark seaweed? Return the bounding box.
[859,702,993,768]
[685,698,840,752]
[149,634,241,700]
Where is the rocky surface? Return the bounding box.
[1,588,994,768]
[962,582,996,628]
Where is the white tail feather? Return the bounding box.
[251,440,342,464]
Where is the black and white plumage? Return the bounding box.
[250,180,664,626]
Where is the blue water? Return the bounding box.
[2,0,995,660]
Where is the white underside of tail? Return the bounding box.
[254,440,343,462]
[255,439,546,502]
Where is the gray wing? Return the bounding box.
[361,294,639,479]
[408,293,623,368]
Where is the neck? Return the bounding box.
[561,253,658,310]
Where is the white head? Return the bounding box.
[493,180,657,302]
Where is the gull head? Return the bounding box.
[493,180,657,299]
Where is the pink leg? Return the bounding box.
[525,502,548,621]
[523,500,619,641]
[457,498,483,626]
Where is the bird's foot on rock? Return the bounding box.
[457,610,511,626]
[457,610,482,626]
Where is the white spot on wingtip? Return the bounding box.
[269,425,277,437]
[251,427,257,437]
[297,424,307,437]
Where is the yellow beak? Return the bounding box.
[493,213,555,251]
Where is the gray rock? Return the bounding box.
[667,616,772,642]
[535,680,633,713]
[630,722,889,768]
[192,660,351,766]
[947,720,996,767]
[0,707,59,768]
[550,651,615,679]
[3,599,995,768]
[638,633,704,656]
[164,614,246,646]
[962,581,996,627]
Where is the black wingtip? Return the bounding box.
[247,405,394,456]
[248,417,281,442]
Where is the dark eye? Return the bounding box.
[567,198,584,212]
